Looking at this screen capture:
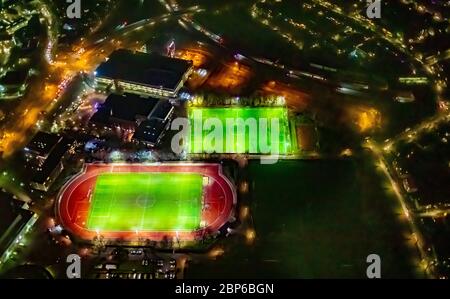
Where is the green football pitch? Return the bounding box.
[86,173,203,232]
[188,107,292,154]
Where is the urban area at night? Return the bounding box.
[0,0,449,284]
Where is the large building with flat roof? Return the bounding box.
[90,93,174,147]
[90,93,160,129]
[95,49,193,98]
[24,131,63,160]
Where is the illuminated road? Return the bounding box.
[418,209,450,219]
[370,108,450,278]
[248,0,446,101]
[364,138,436,278]
[383,110,450,152]
[0,0,58,157]
[307,0,446,98]
[0,6,200,159]
[426,49,450,66]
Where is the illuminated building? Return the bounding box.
[89,93,174,147]
[90,93,160,130]
[24,132,76,192]
[94,49,193,98]
[133,99,174,147]
[0,193,38,267]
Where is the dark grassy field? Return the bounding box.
[186,158,421,278]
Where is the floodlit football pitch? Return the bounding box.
[57,164,236,241]
[87,173,203,232]
[188,107,292,154]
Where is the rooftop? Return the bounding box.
[133,118,167,145]
[30,135,75,185]
[25,131,63,158]
[0,193,33,254]
[151,100,174,121]
[90,93,160,125]
[95,49,193,90]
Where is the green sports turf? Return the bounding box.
[86,173,203,232]
[188,107,292,154]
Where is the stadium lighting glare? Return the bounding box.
[208,247,225,259]
[240,206,249,219]
[246,229,256,243]
[239,182,249,194]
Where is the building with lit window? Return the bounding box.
[133,101,175,147]
[90,93,160,130]
[89,93,174,147]
[132,99,175,147]
[0,192,38,268]
[24,132,76,192]
[94,49,193,98]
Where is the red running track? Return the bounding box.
[56,163,236,242]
